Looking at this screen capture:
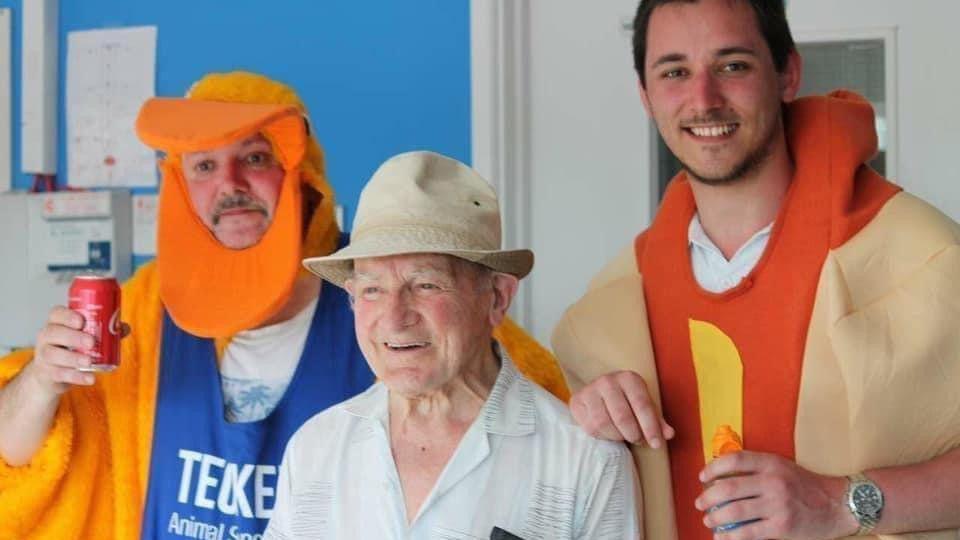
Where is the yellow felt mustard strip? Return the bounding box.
[689,319,743,465]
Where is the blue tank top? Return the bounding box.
[141,282,373,539]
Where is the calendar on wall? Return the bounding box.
[66,26,158,188]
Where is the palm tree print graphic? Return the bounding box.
[223,377,282,422]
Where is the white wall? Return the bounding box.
[788,1,960,220]
[525,0,652,343]
[495,0,960,345]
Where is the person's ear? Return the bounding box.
[487,273,519,327]
[780,49,803,103]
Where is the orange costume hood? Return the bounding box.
[136,72,340,337]
[781,89,897,248]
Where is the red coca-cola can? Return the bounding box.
[68,275,121,372]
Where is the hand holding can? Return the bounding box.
[709,425,761,532]
[68,276,122,372]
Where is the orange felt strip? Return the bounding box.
[136,99,300,154]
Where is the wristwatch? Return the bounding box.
[846,472,884,535]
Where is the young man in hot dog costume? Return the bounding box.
[0,71,568,539]
[554,1,960,538]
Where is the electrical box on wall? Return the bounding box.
[0,191,132,349]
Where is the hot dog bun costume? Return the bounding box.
[554,91,960,540]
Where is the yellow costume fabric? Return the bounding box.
[0,72,568,540]
[553,102,960,538]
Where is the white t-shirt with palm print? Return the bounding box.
[219,297,319,423]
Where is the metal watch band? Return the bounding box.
[846,472,883,536]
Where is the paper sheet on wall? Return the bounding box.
[67,26,157,188]
[133,193,158,255]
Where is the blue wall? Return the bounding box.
[1,0,471,233]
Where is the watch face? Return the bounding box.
[853,483,883,516]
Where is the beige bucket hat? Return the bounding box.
[302,151,533,287]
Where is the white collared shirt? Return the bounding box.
[264,352,639,539]
[688,214,773,293]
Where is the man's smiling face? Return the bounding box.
[347,254,500,397]
[639,0,800,185]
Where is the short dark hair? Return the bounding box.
[632,0,796,88]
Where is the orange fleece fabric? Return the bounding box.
[636,91,899,539]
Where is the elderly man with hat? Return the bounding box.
[264,151,639,539]
[0,73,568,540]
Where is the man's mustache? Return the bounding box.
[212,193,269,225]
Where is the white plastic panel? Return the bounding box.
[21,0,58,174]
[0,191,131,349]
[0,9,11,192]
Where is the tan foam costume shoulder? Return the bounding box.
[0,71,568,540]
[553,92,960,540]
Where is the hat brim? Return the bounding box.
[302,237,533,288]
[136,98,302,154]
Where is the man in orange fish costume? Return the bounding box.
[553,1,960,539]
[0,71,568,540]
